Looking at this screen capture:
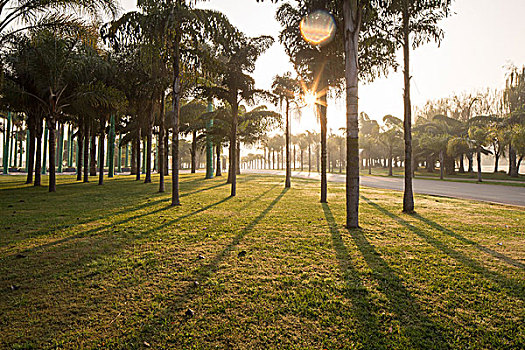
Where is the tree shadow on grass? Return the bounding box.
[412,213,525,270]
[2,196,233,281]
[323,204,447,350]
[361,195,525,301]
[135,188,289,343]
[0,194,238,347]
[5,181,229,254]
[322,204,385,348]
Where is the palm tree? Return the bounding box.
[272,72,299,188]
[202,35,274,196]
[379,115,403,176]
[0,0,118,44]
[359,112,379,175]
[383,0,452,213]
[468,124,491,182]
[179,100,207,173]
[277,1,345,203]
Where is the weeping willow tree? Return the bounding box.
[504,66,525,177]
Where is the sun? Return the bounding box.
[303,91,318,108]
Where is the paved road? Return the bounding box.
[246,170,525,207]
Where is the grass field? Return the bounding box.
[1,174,524,349]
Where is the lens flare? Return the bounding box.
[300,10,336,47]
[303,91,317,107]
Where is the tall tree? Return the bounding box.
[383,0,452,212]
[202,35,274,196]
[272,72,299,188]
[277,0,394,224]
[504,66,525,177]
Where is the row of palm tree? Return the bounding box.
[0,0,285,204]
[2,0,523,227]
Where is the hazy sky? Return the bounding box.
[120,0,525,133]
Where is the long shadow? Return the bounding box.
[413,213,525,270]
[5,181,229,253]
[323,204,448,349]
[321,204,385,348]
[239,183,280,211]
[195,188,288,282]
[135,188,289,342]
[361,195,525,301]
[1,196,232,293]
[0,195,238,347]
[180,181,228,198]
[12,193,230,258]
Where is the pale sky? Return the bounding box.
[120,0,525,134]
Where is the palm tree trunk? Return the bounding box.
[164,129,169,175]
[467,152,473,173]
[89,127,96,176]
[130,141,135,175]
[136,128,141,180]
[83,121,90,183]
[458,153,465,173]
[191,130,197,173]
[25,117,36,184]
[171,31,182,206]
[230,99,239,196]
[68,124,74,167]
[236,140,241,175]
[227,142,233,184]
[108,116,115,178]
[98,119,106,185]
[402,1,414,213]
[48,118,57,192]
[159,93,166,193]
[300,149,304,171]
[319,78,328,204]
[77,124,83,181]
[34,118,43,186]
[142,137,146,174]
[308,145,311,172]
[216,144,222,176]
[57,123,64,173]
[343,0,362,227]
[477,147,482,182]
[285,99,291,188]
[145,123,153,183]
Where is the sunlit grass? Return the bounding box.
[1,174,523,349]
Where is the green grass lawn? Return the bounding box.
[1,174,524,349]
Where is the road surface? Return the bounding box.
[246,170,525,207]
